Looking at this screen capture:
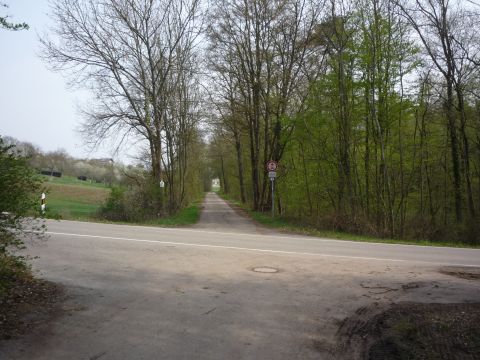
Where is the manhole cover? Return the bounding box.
[252,267,279,273]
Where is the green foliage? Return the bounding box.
[0,137,44,253]
[0,3,28,31]
[0,252,29,298]
[99,187,127,221]
[0,137,44,297]
[144,203,201,226]
[99,175,166,222]
[99,181,203,226]
[213,0,480,245]
[219,192,478,248]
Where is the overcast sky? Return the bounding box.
[0,0,131,161]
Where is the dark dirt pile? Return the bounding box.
[0,275,63,341]
[337,302,480,360]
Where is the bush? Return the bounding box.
[99,187,127,221]
[99,177,163,222]
[0,136,45,297]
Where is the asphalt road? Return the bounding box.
[1,192,479,359]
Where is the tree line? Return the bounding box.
[40,0,480,241]
[42,0,209,216]
[207,0,480,243]
[3,136,127,185]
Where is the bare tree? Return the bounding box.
[41,0,202,212]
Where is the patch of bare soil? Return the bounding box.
[336,302,480,360]
[439,266,480,280]
[0,275,63,341]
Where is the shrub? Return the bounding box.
[99,177,163,222]
[0,137,44,296]
[99,187,127,221]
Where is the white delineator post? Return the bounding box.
[41,193,46,213]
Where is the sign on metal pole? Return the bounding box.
[266,160,278,172]
[271,175,275,217]
[266,161,278,218]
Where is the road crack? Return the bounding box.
[202,307,217,315]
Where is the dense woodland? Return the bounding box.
[207,0,480,243]
[41,0,480,242]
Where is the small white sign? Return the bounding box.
[41,193,46,200]
[159,180,165,188]
[268,171,277,179]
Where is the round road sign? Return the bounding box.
[266,160,278,172]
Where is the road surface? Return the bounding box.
[1,192,479,359]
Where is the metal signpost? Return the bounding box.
[266,161,278,217]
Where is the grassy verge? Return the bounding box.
[141,203,201,227]
[44,176,204,226]
[217,192,479,248]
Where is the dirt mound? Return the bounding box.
[336,302,480,359]
[0,275,63,341]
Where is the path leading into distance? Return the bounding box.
[1,192,479,359]
[194,192,265,233]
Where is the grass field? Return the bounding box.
[41,175,203,226]
[41,175,110,188]
[42,176,110,220]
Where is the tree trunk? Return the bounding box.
[445,80,462,223]
[233,122,246,204]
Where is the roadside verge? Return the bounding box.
[216,192,480,249]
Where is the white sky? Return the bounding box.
[0,0,131,161]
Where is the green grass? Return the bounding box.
[44,175,204,226]
[142,203,201,227]
[217,192,479,248]
[43,180,110,220]
[45,199,102,220]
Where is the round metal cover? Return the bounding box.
[252,267,279,273]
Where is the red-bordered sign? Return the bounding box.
[266,160,278,172]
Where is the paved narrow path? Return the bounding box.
[194,192,275,234]
[0,196,479,359]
